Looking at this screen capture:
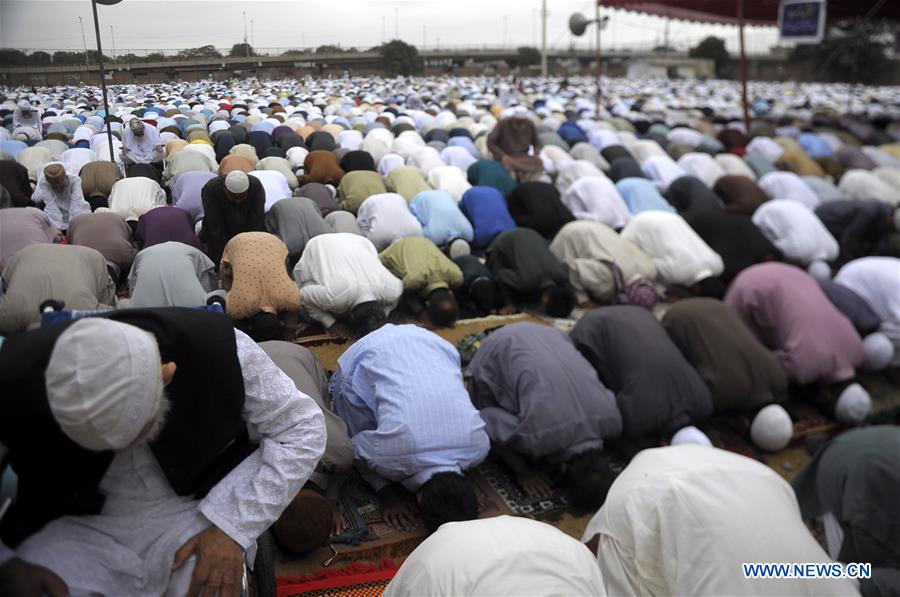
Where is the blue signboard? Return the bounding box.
[778,0,826,44]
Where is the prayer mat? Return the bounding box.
[278,559,399,597]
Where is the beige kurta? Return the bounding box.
[221,231,301,320]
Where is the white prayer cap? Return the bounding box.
[807,260,831,281]
[670,425,712,447]
[46,318,163,452]
[835,383,871,424]
[750,404,793,452]
[862,332,894,371]
[225,170,250,194]
[449,239,471,259]
[18,99,31,109]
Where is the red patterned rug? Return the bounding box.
[278,559,399,597]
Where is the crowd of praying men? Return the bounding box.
[0,75,898,596]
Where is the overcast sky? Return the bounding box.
[0,0,780,56]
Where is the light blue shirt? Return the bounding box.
[331,324,489,491]
[616,177,676,215]
[409,190,474,247]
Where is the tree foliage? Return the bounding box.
[379,39,423,76]
[315,45,344,54]
[0,49,28,66]
[688,36,730,78]
[790,18,894,85]
[516,46,541,67]
[229,42,255,58]
[178,45,222,59]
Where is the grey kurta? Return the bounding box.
[0,243,116,335]
[260,340,353,473]
[662,298,789,413]
[791,426,900,597]
[466,322,622,462]
[119,242,216,309]
[265,197,332,260]
[570,305,713,440]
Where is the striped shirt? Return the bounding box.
[331,324,489,491]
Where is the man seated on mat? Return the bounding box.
[331,324,490,533]
[379,236,464,328]
[466,322,622,508]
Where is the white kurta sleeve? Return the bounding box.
[300,283,339,329]
[198,330,326,550]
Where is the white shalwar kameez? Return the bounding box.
[15,330,326,596]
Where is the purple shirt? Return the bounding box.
[724,262,864,385]
[137,206,204,252]
[172,171,217,223]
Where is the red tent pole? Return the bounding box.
[738,0,750,133]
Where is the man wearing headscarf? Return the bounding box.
[570,306,713,454]
[791,426,900,597]
[199,171,266,266]
[0,309,325,596]
[31,163,91,232]
[331,324,489,533]
[384,516,606,596]
[0,243,116,335]
[117,242,217,309]
[121,119,164,167]
[487,228,576,317]
[583,445,858,596]
[725,263,871,423]
[466,322,622,505]
[293,233,403,335]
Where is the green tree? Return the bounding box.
[315,44,344,54]
[30,51,52,65]
[52,51,85,65]
[146,52,167,62]
[379,39,423,76]
[0,49,28,66]
[178,45,222,59]
[688,36,730,78]
[790,18,894,85]
[516,46,541,67]
[229,42,255,57]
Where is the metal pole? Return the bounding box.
[540,0,547,77]
[78,17,89,65]
[110,24,116,61]
[90,0,116,163]
[394,8,399,39]
[595,0,602,116]
[243,11,249,56]
[423,25,427,49]
[737,0,750,133]
[251,19,254,48]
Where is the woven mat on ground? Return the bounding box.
[277,559,399,597]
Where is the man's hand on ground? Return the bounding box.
[517,469,554,498]
[172,524,244,597]
[498,304,517,316]
[382,500,418,533]
[0,557,69,597]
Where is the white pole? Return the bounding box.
[109,24,116,61]
[78,17,89,65]
[540,0,547,77]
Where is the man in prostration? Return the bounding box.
[200,171,266,267]
[466,322,622,508]
[379,236,464,328]
[583,445,859,596]
[331,324,489,533]
[835,257,900,368]
[11,99,41,141]
[66,211,138,283]
[264,197,332,268]
[0,309,326,596]
[0,207,61,272]
[570,305,714,456]
[31,163,91,233]
[725,262,872,424]
[219,232,301,342]
[486,228,576,318]
[118,242,218,311]
[792,426,900,597]
[0,244,116,336]
[293,233,403,337]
